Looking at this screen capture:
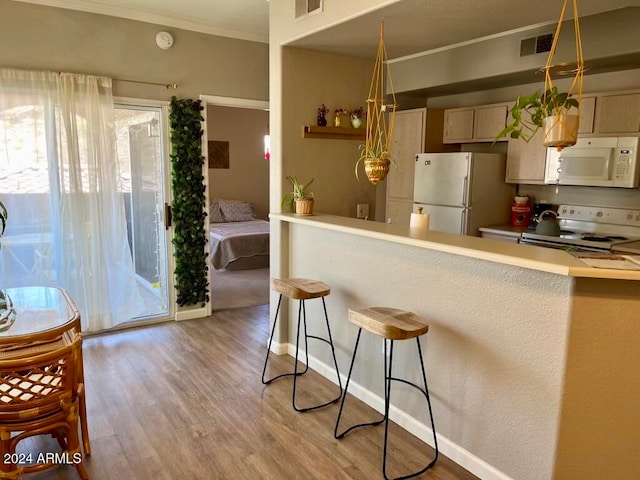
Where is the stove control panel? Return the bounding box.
[557,205,640,227]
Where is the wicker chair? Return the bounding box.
[0,335,88,479]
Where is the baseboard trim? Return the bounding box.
[285,344,513,480]
[174,306,208,322]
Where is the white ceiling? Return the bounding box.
[10,0,640,59]
[290,0,639,59]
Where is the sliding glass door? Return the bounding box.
[114,103,171,320]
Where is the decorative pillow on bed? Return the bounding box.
[218,199,256,222]
[209,200,225,223]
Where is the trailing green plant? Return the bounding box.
[495,87,580,143]
[169,97,209,307]
[281,176,314,212]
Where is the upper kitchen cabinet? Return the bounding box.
[594,92,640,134]
[443,103,508,143]
[505,125,547,184]
[578,95,596,134]
[386,108,454,225]
[387,108,427,202]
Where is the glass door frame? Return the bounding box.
[114,97,174,323]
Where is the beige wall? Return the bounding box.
[0,0,268,102]
[206,105,270,220]
[282,47,376,218]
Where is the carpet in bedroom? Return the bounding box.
[210,266,269,310]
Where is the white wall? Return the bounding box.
[389,7,640,95]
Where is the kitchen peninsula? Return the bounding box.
[270,212,640,480]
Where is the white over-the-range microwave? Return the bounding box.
[544,136,640,188]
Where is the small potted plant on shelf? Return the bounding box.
[282,176,314,215]
[350,107,365,128]
[495,86,580,149]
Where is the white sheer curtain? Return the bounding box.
[0,68,144,331]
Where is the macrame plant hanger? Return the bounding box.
[361,21,397,185]
[542,0,585,151]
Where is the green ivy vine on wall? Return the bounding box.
[169,97,209,307]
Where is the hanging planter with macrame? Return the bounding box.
[541,0,585,149]
[496,0,584,151]
[355,21,397,185]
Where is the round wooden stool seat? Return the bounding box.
[348,307,429,340]
[271,278,330,300]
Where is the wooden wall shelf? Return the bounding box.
[303,125,365,140]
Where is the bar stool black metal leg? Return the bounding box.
[416,337,439,467]
[262,295,308,385]
[321,297,343,394]
[293,299,341,412]
[334,328,384,438]
[382,338,438,480]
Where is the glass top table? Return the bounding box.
[0,286,80,343]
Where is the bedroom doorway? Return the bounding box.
[200,95,270,314]
[114,101,172,320]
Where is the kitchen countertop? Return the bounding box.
[271,213,640,280]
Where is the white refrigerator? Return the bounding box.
[413,152,514,235]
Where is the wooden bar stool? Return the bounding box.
[334,307,438,480]
[261,278,343,412]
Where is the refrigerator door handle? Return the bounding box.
[461,176,469,206]
[460,209,466,234]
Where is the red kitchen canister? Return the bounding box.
[510,196,532,227]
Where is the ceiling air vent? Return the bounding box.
[295,0,323,19]
[520,33,554,56]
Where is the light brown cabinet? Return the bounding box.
[385,108,453,225]
[578,95,596,134]
[594,93,640,134]
[504,103,547,184]
[443,103,508,143]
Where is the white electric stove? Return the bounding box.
[520,205,640,252]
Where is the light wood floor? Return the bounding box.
[20,305,478,479]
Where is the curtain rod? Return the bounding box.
[114,78,178,89]
[55,71,178,90]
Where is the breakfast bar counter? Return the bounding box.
[270,212,640,480]
[271,213,640,280]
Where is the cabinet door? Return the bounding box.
[474,105,508,141]
[505,128,547,184]
[577,95,596,134]
[443,109,474,143]
[385,199,413,226]
[387,108,426,201]
[596,93,640,133]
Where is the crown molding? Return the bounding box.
[12,0,269,44]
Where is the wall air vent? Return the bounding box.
[520,33,554,56]
[295,0,323,19]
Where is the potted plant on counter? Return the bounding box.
[495,87,580,149]
[282,176,314,215]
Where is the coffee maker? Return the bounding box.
[531,202,554,228]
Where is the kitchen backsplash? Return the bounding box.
[517,184,640,211]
